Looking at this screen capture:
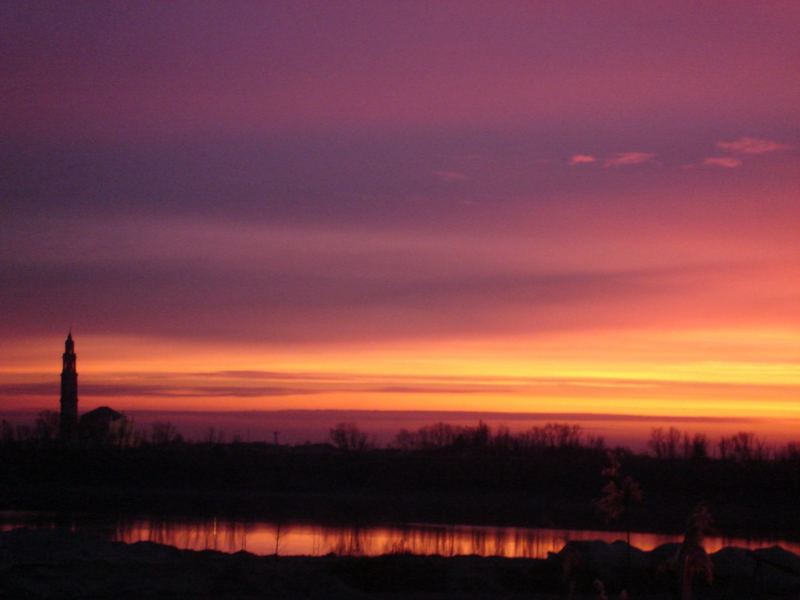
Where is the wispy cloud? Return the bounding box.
[4,371,798,406]
[434,170,467,182]
[0,382,312,398]
[703,156,742,169]
[717,137,791,155]
[604,152,656,167]
[569,154,596,165]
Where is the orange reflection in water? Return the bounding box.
[109,520,800,559]
[4,515,800,557]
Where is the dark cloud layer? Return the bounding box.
[0,249,753,343]
[0,382,309,398]
[3,371,798,403]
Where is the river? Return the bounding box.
[2,511,798,558]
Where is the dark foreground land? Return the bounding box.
[4,528,800,599]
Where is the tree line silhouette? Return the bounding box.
[3,414,800,537]
[2,411,794,463]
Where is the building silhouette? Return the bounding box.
[59,330,78,439]
[58,331,127,443]
[80,405,125,443]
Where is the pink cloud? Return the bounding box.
[604,152,656,167]
[569,154,597,165]
[703,157,742,169]
[434,170,467,182]
[716,137,791,155]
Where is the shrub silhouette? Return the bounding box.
[678,503,713,600]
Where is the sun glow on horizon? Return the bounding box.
[2,324,799,433]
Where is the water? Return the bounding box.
[2,512,798,558]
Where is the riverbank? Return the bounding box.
[4,528,800,599]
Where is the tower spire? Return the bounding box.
[60,331,79,440]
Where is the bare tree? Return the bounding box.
[108,415,137,448]
[685,433,709,460]
[781,442,800,461]
[456,421,491,448]
[329,422,370,452]
[0,420,14,444]
[204,427,225,444]
[718,431,767,462]
[596,450,643,547]
[34,411,60,442]
[523,423,584,449]
[394,422,465,450]
[150,421,182,445]
[596,449,643,593]
[648,427,682,459]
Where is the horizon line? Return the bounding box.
[0,406,773,425]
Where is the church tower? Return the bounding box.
[59,331,79,439]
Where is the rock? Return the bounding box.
[555,539,648,586]
[750,545,800,576]
[750,546,800,595]
[710,546,756,581]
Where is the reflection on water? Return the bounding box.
[2,512,799,558]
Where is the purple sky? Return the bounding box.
[2,2,800,440]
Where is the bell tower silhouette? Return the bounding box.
[59,330,79,439]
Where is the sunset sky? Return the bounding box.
[2,2,799,444]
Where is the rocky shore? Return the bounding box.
[3,528,800,599]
